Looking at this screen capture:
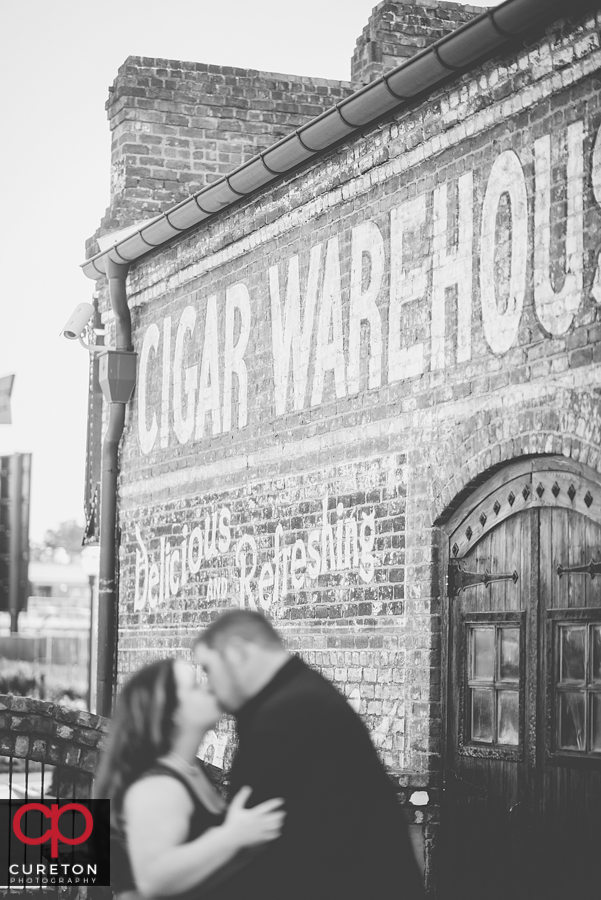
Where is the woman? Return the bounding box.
[95,657,285,898]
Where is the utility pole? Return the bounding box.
[0,375,15,425]
[1,377,30,632]
[0,454,31,633]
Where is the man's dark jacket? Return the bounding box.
[210,655,425,900]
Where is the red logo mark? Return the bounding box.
[13,803,93,858]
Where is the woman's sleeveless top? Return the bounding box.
[111,763,224,897]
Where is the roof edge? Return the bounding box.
[81,0,581,281]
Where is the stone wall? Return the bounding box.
[0,695,108,795]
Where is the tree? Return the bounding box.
[30,519,86,562]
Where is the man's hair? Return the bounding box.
[194,609,285,652]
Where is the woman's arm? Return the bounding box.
[124,776,283,897]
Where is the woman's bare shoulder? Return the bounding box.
[124,772,192,815]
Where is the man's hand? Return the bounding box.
[223,786,286,850]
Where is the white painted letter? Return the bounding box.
[258,563,274,609]
[311,237,346,406]
[480,150,528,355]
[534,121,584,335]
[348,222,384,394]
[160,316,171,448]
[290,540,307,590]
[188,526,203,574]
[270,245,322,415]
[138,323,159,455]
[590,123,601,304]
[223,283,251,431]
[388,197,427,382]
[431,173,474,369]
[173,306,197,445]
[195,295,222,438]
[359,511,376,583]
[148,563,159,609]
[236,535,257,611]
[134,526,148,610]
[169,549,180,597]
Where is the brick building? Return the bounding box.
[82,1,601,896]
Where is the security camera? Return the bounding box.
[62,302,94,340]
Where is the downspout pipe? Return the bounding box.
[96,258,136,718]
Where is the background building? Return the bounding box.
[82,2,601,895]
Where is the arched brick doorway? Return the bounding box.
[439,456,601,900]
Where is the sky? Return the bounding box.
[0,0,501,542]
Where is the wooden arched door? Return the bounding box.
[440,458,601,900]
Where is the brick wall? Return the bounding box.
[0,695,107,794]
[91,59,354,244]
[351,0,484,85]
[90,2,486,248]
[88,4,601,894]
[114,2,601,745]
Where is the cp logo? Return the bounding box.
[13,803,93,858]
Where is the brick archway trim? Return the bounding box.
[429,403,601,527]
[0,694,109,774]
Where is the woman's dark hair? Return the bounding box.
[94,658,179,823]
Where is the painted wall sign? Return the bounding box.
[133,495,377,612]
[136,117,601,455]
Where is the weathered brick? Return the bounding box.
[0,736,15,755]
[14,736,29,758]
[569,347,593,368]
[29,739,47,761]
[0,698,105,787]
[90,58,353,244]
[55,724,75,741]
[82,6,601,895]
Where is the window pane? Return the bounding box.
[471,689,493,743]
[592,695,601,753]
[498,691,519,745]
[560,627,586,682]
[472,628,494,680]
[592,627,601,683]
[500,629,520,681]
[558,692,586,751]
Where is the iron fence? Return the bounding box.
[0,696,108,900]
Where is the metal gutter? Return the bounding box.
[81,0,582,281]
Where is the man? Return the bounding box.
[193,610,425,900]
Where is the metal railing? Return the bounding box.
[0,634,88,669]
[0,756,93,801]
[0,695,108,899]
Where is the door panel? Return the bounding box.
[443,513,532,899]
[442,467,601,900]
[538,508,601,897]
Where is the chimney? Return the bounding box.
[351,1,486,86]
[93,58,353,241]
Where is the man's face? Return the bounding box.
[194,642,246,713]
